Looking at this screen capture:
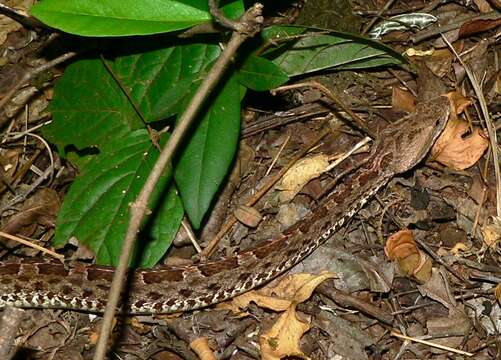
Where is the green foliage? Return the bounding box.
[174,76,241,228]
[267,27,405,76]
[53,130,183,267]
[31,0,211,37]
[44,59,144,158]
[109,41,221,122]
[35,0,404,267]
[236,55,289,91]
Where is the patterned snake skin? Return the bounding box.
[0,97,450,314]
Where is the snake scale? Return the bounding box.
[0,97,450,314]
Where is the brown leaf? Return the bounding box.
[445,92,472,115]
[385,229,432,283]
[2,188,60,238]
[458,18,501,38]
[424,47,456,78]
[234,205,262,228]
[431,117,488,170]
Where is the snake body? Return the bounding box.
[0,97,449,314]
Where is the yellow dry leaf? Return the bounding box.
[190,337,216,360]
[495,283,501,303]
[259,273,335,359]
[224,290,292,312]
[481,216,501,248]
[261,272,336,301]
[450,242,469,255]
[277,154,330,202]
[289,272,336,303]
[222,272,336,313]
[260,306,310,360]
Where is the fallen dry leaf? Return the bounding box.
[424,44,463,78]
[220,272,335,359]
[481,216,501,248]
[445,92,473,115]
[277,154,330,202]
[458,17,501,38]
[224,272,336,312]
[385,229,432,283]
[190,337,216,360]
[418,268,457,310]
[430,95,488,170]
[495,283,501,303]
[222,291,292,313]
[259,272,335,360]
[260,305,310,360]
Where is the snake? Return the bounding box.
[0,96,450,314]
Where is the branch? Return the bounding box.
[92,3,264,360]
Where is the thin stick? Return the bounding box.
[265,133,290,177]
[92,4,264,360]
[181,219,202,253]
[325,137,371,172]
[391,332,474,356]
[0,51,78,112]
[0,231,63,261]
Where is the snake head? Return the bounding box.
[377,96,450,174]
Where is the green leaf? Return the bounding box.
[269,30,405,77]
[140,185,183,267]
[237,54,289,91]
[53,130,183,266]
[42,59,143,156]
[261,25,306,43]
[174,75,240,229]
[110,40,221,122]
[44,40,221,161]
[31,0,211,37]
